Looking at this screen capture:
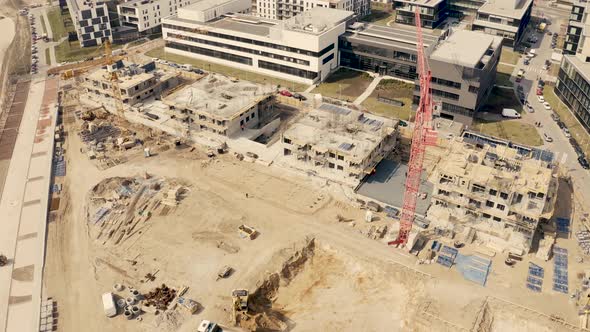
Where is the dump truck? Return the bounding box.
[232,289,249,312]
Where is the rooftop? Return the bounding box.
[283,104,398,162]
[430,30,501,68]
[565,54,590,82]
[186,0,240,12]
[281,7,354,34]
[478,0,533,19]
[67,0,107,12]
[394,0,445,7]
[163,74,275,119]
[343,23,441,52]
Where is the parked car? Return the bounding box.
[536,89,544,95]
[557,121,566,129]
[563,127,572,138]
[548,31,553,35]
[526,104,534,112]
[543,102,552,110]
[578,156,590,170]
[292,93,306,101]
[279,90,292,97]
[537,95,545,102]
[551,113,560,121]
[524,59,530,65]
[543,133,553,142]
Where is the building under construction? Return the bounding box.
[428,138,559,254]
[280,104,399,185]
[83,61,180,106]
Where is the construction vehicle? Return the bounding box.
[232,289,249,312]
[388,6,437,248]
[238,224,257,239]
[216,265,232,280]
[197,320,221,332]
[0,254,7,267]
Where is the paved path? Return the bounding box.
[0,75,58,332]
[353,75,382,105]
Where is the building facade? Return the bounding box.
[162,4,351,84]
[430,137,558,254]
[564,0,589,55]
[471,0,533,48]
[255,0,369,20]
[340,24,501,125]
[118,0,199,33]
[393,0,449,29]
[66,0,113,47]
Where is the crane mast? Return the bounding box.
[388,7,437,247]
[104,41,125,118]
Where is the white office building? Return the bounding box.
[162,1,352,84]
[255,0,369,20]
[118,0,201,33]
[66,0,113,47]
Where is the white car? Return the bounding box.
[543,133,553,142]
[543,102,552,110]
[537,95,545,102]
[526,104,534,112]
[563,128,572,138]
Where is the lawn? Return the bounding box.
[473,120,543,146]
[500,48,521,65]
[544,87,590,157]
[40,13,47,35]
[55,40,122,63]
[361,10,396,26]
[45,48,51,66]
[481,86,522,113]
[311,68,373,101]
[361,79,413,121]
[146,47,308,91]
[47,7,74,40]
[496,72,514,87]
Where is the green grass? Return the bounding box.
[146,47,308,91]
[481,87,522,113]
[496,72,514,87]
[500,48,521,65]
[545,87,590,158]
[361,9,396,26]
[45,48,51,65]
[40,13,47,35]
[55,40,121,63]
[311,68,373,101]
[474,120,543,146]
[47,7,74,40]
[361,79,413,121]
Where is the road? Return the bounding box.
[510,11,590,215]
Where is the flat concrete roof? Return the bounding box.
[394,0,445,7]
[67,0,107,12]
[163,74,275,119]
[208,16,275,36]
[430,30,498,68]
[343,23,441,53]
[472,19,519,33]
[86,68,157,90]
[281,7,354,34]
[478,0,533,19]
[565,54,590,82]
[356,159,433,216]
[187,0,237,11]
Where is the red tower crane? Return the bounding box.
[388,8,438,247]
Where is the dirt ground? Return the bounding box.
[42,101,586,332]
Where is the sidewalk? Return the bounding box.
[0,77,58,332]
[353,76,382,105]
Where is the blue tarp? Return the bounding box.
[552,247,569,294]
[455,254,492,286]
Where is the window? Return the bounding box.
[329,152,336,158]
[337,165,343,170]
[497,204,505,211]
[328,162,335,168]
[493,217,501,222]
[284,148,291,155]
[96,7,105,16]
[500,192,509,199]
[165,42,253,66]
[258,60,318,80]
[322,53,334,65]
[81,10,92,20]
[468,85,479,93]
[337,155,344,161]
[486,200,494,207]
[489,189,497,196]
[482,213,491,219]
[431,77,461,89]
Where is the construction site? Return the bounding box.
[22,7,590,332]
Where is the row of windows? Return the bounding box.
[340,51,418,80]
[416,86,460,100]
[167,33,311,66]
[163,23,334,58]
[166,41,253,66]
[322,53,334,65]
[431,77,461,89]
[339,39,417,63]
[258,60,318,80]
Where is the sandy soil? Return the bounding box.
[0,17,16,73]
[43,102,586,332]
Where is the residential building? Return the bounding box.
[162,4,351,84]
[340,24,501,125]
[255,0,370,20]
[429,136,558,254]
[118,0,200,34]
[83,61,180,105]
[393,0,449,29]
[66,0,113,47]
[471,0,533,48]
[563,0,589,55]
[556,2,590,133]
[281,103,399,184]
[447,0,485,17]
[162,74,276,137]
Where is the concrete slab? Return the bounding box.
[356,159,433,216]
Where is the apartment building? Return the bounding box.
[556,1,590,133]
[162,4,351,84]
[430,137,558,254]
[393,0,449,29]
[340,24,501,125]
[281,103,398,184]
[66,0,113,47]
[83,61,180,105]
[471,0,533,47]
[162,74,275,137]
[255,0,369,20]
[118,0,199,34]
